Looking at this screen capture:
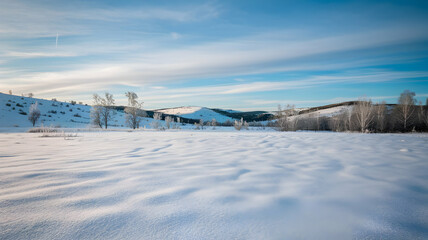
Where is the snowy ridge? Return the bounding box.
[156,106,236,123]
[295,105,354,119]
[0,93,155,129]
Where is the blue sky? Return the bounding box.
[1,0,428,110]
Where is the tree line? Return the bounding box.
[275,90,428,133]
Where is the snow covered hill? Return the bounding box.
[294,105,354,119]
[156,106,236,123]
[1,93,368,129]
[0,93,155,129]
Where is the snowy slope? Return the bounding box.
[1,131,427,239]
[308,105,353,117]
[0,93,154,129]
[290,105,354,120]
[156,106,236,123]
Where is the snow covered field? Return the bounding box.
[156,106,235,123]
[1,131,427,239]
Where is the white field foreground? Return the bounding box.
[0,131,427,239]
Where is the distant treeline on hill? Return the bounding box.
[112,106,202,124]
[274,90,428,133]
[211,109,273,122]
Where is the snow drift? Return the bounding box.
[0,131,427,239]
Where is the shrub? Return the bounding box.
[28,127,58,133]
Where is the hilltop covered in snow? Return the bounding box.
[0,93,155,129]
[156,106,236,123]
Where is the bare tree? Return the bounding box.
[275,104,299,131]
[172,117,181,129]
[8,90,12,95]
[92,93,116,129]
[353,98,374,132]
[343,108,355,131]
[374,101,387,132]
[165,116,173,129]
[234,118,249,130]
[243,119,249,130]
[28,102,41,127]
[416,100,428,131]
[199,119,204,130]
[151,112,162,129]
[28,93,34,98]
[211,118,217,130]
[90,106,102,128]
[124,92,145,129]
[395,90,416,131]
[234,118,243,130]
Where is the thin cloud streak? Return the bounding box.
[0,1,219,37]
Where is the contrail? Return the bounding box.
[56,33,58,48]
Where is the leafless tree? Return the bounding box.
[172,117,181,129]
[234,118,249,130]
[417,101,428,130]
[211,118,217,130]
[124,92,145,129]
[92,93,116,129]
[329,115,343,132]
[234,118,244,130]
[353,98,374,132]
[28,93,34,98]
[8,90,12,95]
[275,104,299,131]
[165,116,173,129]
[395,90,416,131]
[194,120,202,130]
[199,119,204,130]
[151,112,162,129]
[28,102,41,127]
[374,101,387,132]
[90,106,102,128]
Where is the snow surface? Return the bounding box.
[156,106,235,123]
[1,131,427,239]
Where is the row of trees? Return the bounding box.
[275,90,428,133]
[91,92,147,129]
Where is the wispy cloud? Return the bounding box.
[0,1,219,37]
